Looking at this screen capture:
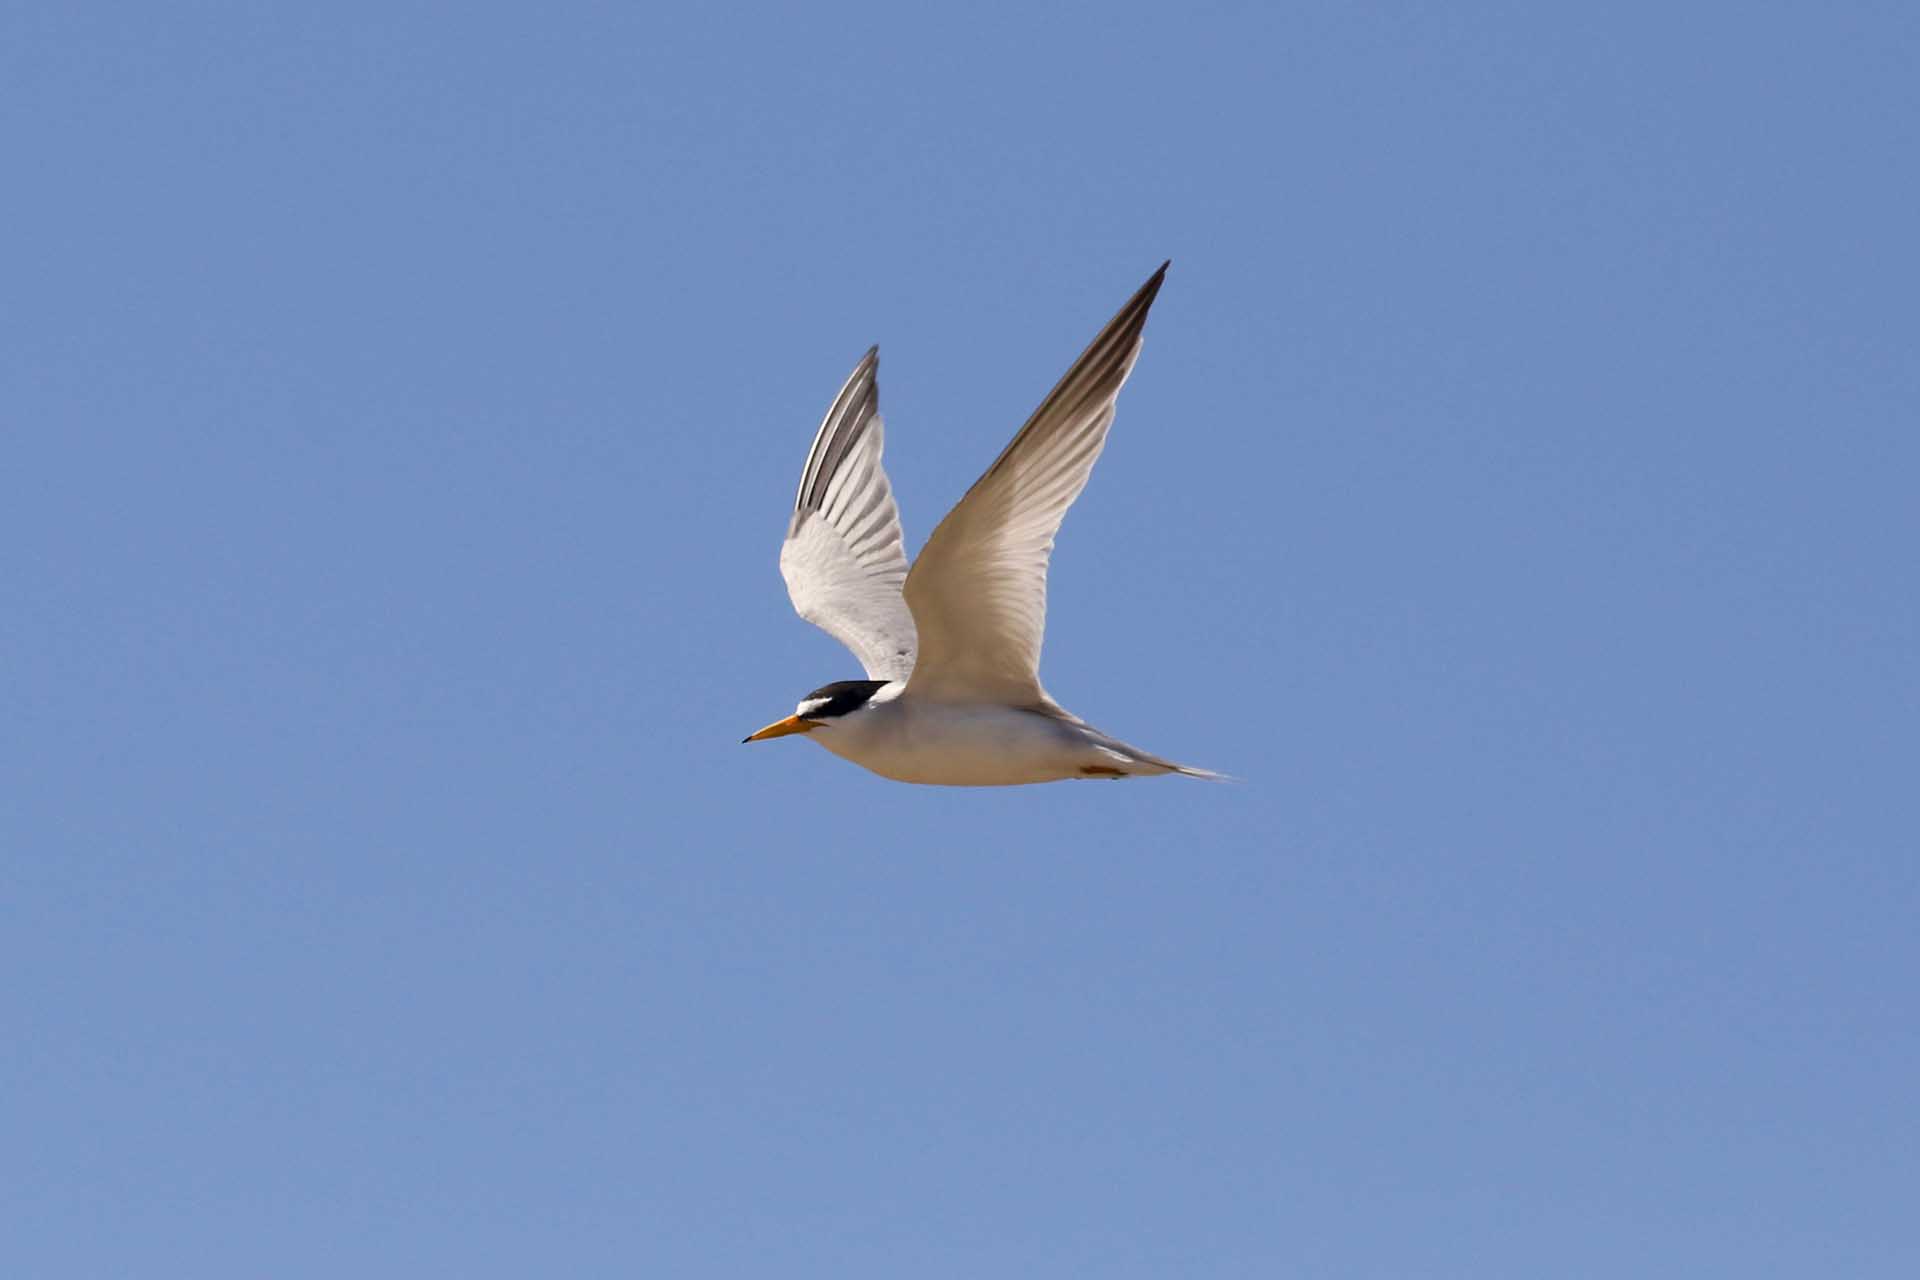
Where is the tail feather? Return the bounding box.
[1168,762,1235,782]
[1035,700,1230,782]
[1088,730,1231,783]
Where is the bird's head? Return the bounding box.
[742,679,891,744]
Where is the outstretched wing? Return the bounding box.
[779,347,918,681]
[903,264,1167,704]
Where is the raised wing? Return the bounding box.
[779,347,918,681]
[903,264,1167,704]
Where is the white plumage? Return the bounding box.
[777,348,917,682]
[748,263,1220,786]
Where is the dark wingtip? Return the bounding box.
[1132,261,1171,310]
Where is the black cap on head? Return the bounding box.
[800,679,889,719]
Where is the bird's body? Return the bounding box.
[801,681,1197,786]
[745,263,1221,786]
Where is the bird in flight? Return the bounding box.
[745,263,1220,785]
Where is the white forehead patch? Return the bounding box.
[796,696,831,717]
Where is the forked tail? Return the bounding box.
[1082,728,1232,782]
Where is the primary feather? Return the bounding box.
[778,348,917,681]
[903,263,1167,704]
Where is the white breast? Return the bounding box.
[803,691,1172,787]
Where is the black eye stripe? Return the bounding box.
[801,680,888,718]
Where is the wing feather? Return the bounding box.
[779,348,918,681]
[903,264,1168,704]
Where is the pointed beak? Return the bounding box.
[742,714,820,743]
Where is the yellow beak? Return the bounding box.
[742,714,820,743]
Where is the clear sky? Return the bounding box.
[4,3,1916,1276]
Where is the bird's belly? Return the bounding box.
[814,702,1101,786]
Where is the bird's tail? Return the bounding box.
[1084,726,1234,782]
[1167,762,1235,782]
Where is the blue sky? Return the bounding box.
[4,3,1916,1275]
